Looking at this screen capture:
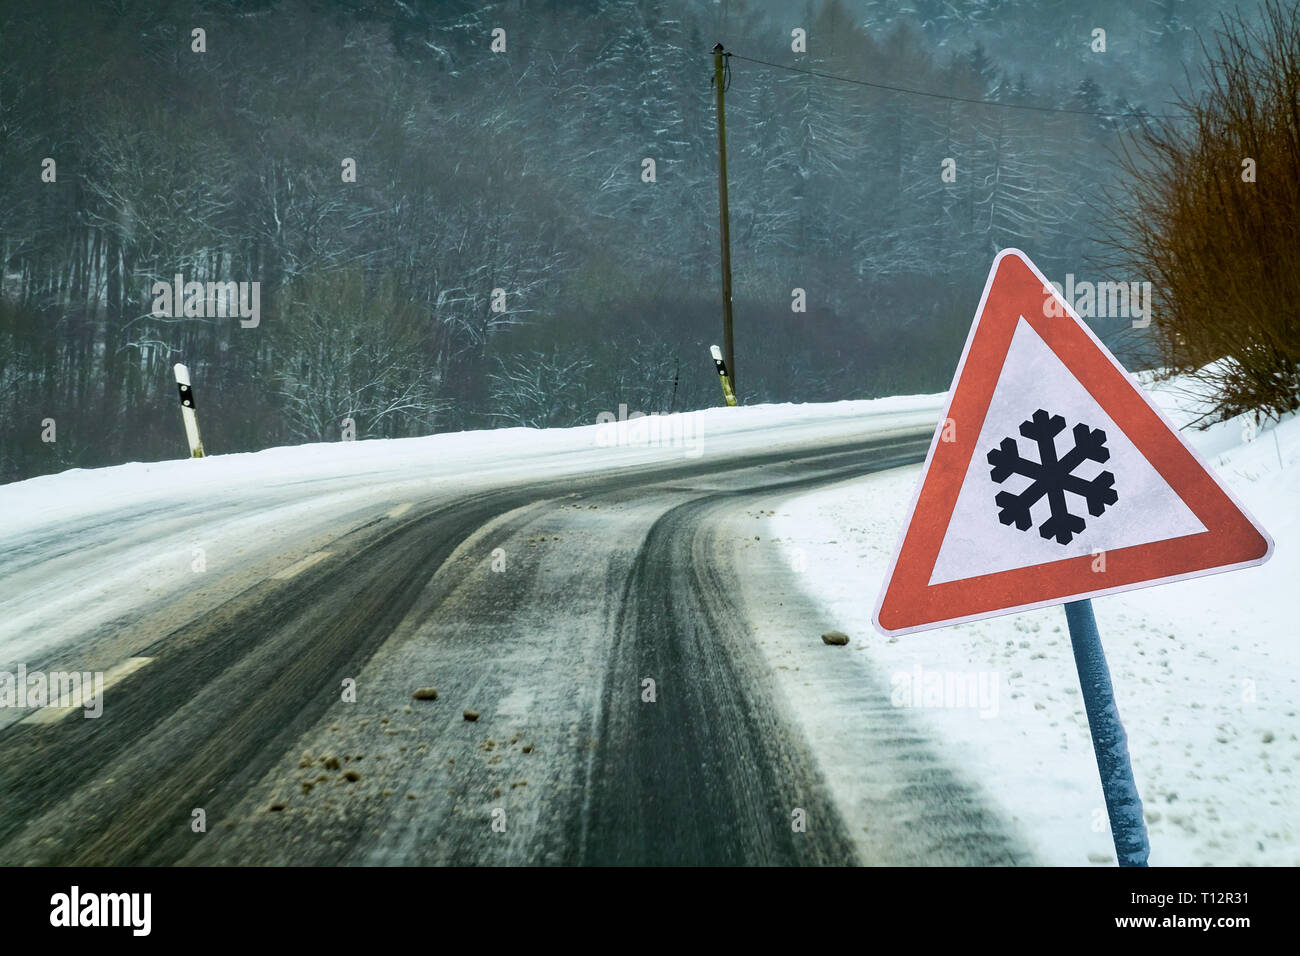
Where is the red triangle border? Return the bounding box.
[874,249,1273,635]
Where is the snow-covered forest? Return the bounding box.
[0,0,1230,481]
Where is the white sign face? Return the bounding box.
[928,317,1206,585]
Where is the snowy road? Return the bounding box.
[0,403,1032,864]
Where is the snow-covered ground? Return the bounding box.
[771,375,1298,866]
[0,396,942,539]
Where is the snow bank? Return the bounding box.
[0,395,943,538]
[771,379,1298,866]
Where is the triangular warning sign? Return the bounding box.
[874,249,1273,635]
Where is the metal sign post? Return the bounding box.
[1064,598,1150,866]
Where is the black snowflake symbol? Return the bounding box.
[986,409,1118,545]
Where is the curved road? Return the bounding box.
[0,430,1031,865]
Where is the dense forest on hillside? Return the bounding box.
[0,0,1238,481]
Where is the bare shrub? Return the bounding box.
[1109,0,1300,424]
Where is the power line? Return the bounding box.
[725,51,1185,121]
[319,3,1187,122]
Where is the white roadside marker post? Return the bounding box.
[710,345,738,407]
[173,363,205,458]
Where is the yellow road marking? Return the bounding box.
[387,503,413,519]
[22,656,153,725]
[272,550,332,580]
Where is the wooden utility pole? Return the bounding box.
[712,43,736,401]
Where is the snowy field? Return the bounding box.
[771,375,1298,866]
